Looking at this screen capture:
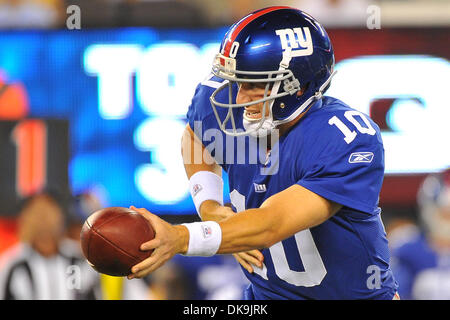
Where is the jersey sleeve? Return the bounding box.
[185,75,233,170]
[186,78,219,135]
[295,109,385,215]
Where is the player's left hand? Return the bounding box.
[233,250,264,273]
[127,206,188,279]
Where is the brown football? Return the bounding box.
[80,207,155,276]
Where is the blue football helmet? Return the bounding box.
[209,6,335,137]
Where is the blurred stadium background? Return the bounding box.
[0,0,449,300]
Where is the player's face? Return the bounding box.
[237,82,271,120]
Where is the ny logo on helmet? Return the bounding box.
[275,27,313,57]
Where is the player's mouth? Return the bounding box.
[244,109,262,120]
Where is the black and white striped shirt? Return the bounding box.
[0,241,100,300]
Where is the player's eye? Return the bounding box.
[253,82,268,90]
[239,82,270,91]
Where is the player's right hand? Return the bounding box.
[127,206,188,279]
[233,250,264,274]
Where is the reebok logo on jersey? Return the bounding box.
[348,152,374,164]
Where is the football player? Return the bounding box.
[128,6,398,299]
[390,169,450,300]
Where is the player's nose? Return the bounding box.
[236,88,253,105]
[237,87,265,105]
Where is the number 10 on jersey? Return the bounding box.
[230,190,327,287]
[328,111,376,144]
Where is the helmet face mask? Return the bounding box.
[210,54,299,137]
[208,6,335,137]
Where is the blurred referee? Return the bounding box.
[0,193,100,300]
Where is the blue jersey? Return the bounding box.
[186,76,398,300]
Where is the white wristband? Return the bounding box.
[181,221,222,256]
[189,171,223,217]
